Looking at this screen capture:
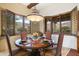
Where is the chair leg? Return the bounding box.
[41,48,47,56]
[43,49,46,56]
[60,54,61,56]
[55,53,61,56]
[39,48,45,56]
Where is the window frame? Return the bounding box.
[45,13,72,34]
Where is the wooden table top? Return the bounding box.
[15,39,51,49]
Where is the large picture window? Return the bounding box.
[15,15,23,34]
[15,15,31,34]
[24,17,31,34]
[61,20,71,34]
[55,22,60,33]
[47,21,51,32]
[45,13,71,34]
[52,20,71,34]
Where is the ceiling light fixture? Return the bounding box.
[27,7,44,21]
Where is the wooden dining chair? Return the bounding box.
[45,31,51,40]
[55,32,64,56]
[21,31,27,41]
[5,30,30,56]
[45,31,57,47]
[42,32,64,56]
[40,32,54,55]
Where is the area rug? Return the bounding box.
[67,49,79,56]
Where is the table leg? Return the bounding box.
[30,49,40,56]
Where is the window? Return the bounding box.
[1,10,15,36]
[1,10,31,35]
[47,21,51,32]
[61,20,71,34]
[53,22,60,33]
[15,15,23,34]
[15,15,31,34]
[52,20,71,34]
[45,15,71,34]
[24,17,31,34]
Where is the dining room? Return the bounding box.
[0,3,79,56]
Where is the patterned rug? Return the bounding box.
[67,49,79,56]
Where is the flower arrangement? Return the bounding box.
[33,32,39,36]
[32,32,39,39]
[32,32,43,39]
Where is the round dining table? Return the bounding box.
[15,38,51,56]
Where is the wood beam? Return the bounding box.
[27,3,38,9]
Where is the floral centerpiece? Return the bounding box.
[32,32,43,39]
[32,32,39,39]
[32,32,44,44]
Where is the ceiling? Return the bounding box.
[21,3,30,6]
[0,3,32,16]
[0,3,79,16]
[22,3,79,16]
[21,3,38,9]
[36,3,79,16]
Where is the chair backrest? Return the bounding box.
[5,30,13,56]
[55,32,64,56]
[53,32,59,34]
[21,31,27,41]
[45,31,51,40]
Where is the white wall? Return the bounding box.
[51,34,77,49]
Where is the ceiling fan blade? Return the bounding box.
[27,3,38,9]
